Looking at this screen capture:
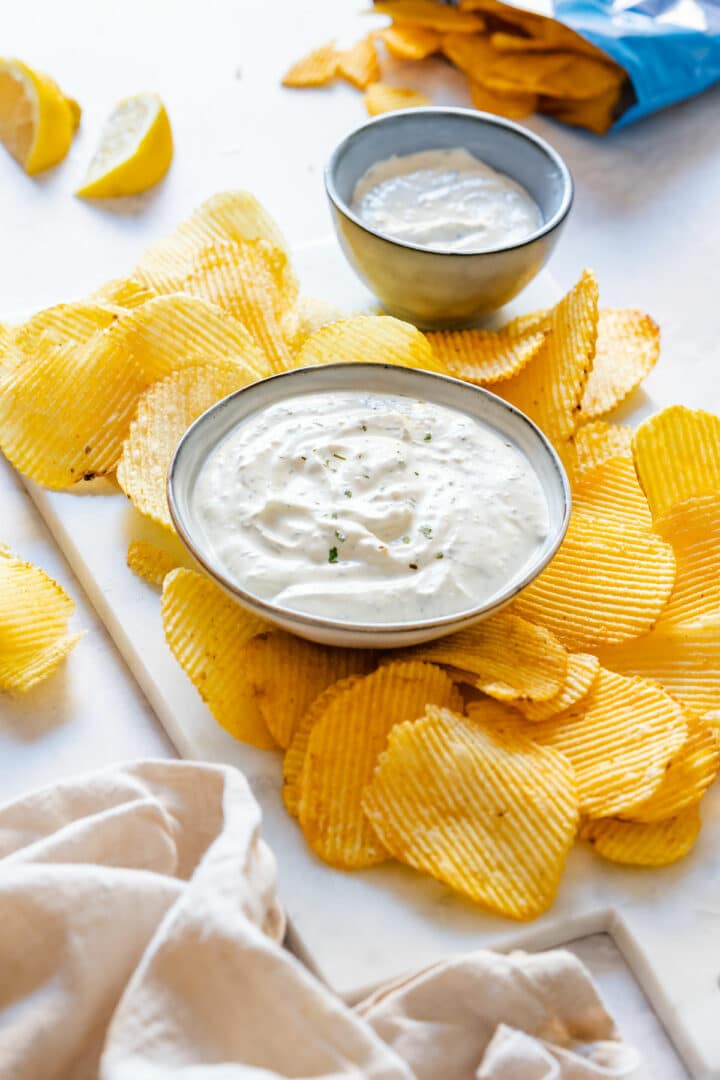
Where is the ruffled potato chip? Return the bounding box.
[632,406,720,523]
[579,309,660,420]
[117,359,256,530]
[135,191,290,295]
[516,652,599,722]
[513,457,676,651]
[468,79,537,118]
[567,420,633,480]
[374,0,485,31]
[14,301,117,356]
[621,719,719,824]
[0,546,83,692]
[92,277,156,311]
[283,675,367,818]
[363,83,432,116]
[241,631,375,748]
[654,494,720,627]
[379,25,442,60]
[293,314,446,374]
[496,270,598,455]
[518,668,688,818]
[582,808,701,867]
[338,35,381,89]
[426,312,547,385]
[285,296,344,353]
[400,611,567,702]
[126,540,180,588]
[299,661,461,869]
[363,705,579,918]
[161,568,275,749]
[125,293,272,383]
[539,84,623,135]
[282,42,339,87]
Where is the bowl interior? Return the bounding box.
[169,364,570,643]
[327,107,571,251]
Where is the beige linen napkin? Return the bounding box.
[0,760,640,1079]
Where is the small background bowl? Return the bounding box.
[169,364,570,649]
[325,107,573,329]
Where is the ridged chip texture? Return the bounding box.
[117,359,257,529]
[582,808,701,867]
[426,312,547,385]
[241,631,376,749]
[338,36,380,89]
[620,719,720,824]
[654,495,720,627]
[363,83,432,115]
[283,675,366,817]
[126,541,180,588]
[568,420,633,480]
[92,276,156,311]
[282,42,339,87]
[299,661,462,869]
[362,705,579,919]
[13,301,117,354]
[517,652,599,722]
[632,406,720,522]
[0,546,83,692]
[293,314,446,374]
[524,668,688,818]
[579,309,659,420]
[379,25,442,59]
[161,568,275,749]
[400,611,568,703]
[469,80,537,118]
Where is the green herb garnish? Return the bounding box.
[344,488,352,498]
[424,432,432,442]
[402,536,411,544]
[435,552,444,560]
[328,547,338,564]
[333,452,346,461]
[420,525,432,539]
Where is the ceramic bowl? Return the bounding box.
[168,363,570,649]
[325,107,573,329]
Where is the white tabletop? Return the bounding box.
[2,2,718,1075]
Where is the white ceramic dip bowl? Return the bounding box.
[168,363,570,649]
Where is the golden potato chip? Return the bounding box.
[496,270,599,453]
[517,652,599,722]
[92,277,156,311]
[568,420,633,479]
[181,239,297,374]
[117,359,256,530]
[14,301,117,355]
[521,668,687,818]
[363,83,432,116]
[654,494,720,627]
[241,630,375,748]
[338,35,381,89]
[124,293,272,383]
[401,611,567,702]
[0,546,83,692]
[374,0,485,31]
[579,309,660,420]
[379,24,442,60]
[126,540,180,588]
[539,84,622,135]
[582,808,701,867]
[0,331,152,488]
[441,32,502,81]
[285,295,344,353]
[293,314,445,374]
[426,311,547,385]
[621,718,719,824]
[161,568,275,749]
[363,705,579,918]
[282,41,339,87]
[283,675,367,817]
[468,79,537,119]
[632,406,720,522]
[0,322,19,376]
[299,661,462,868]
[135,191,290,294]
[513,457,676,651]
[489,51,622,101]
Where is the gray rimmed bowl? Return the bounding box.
[168,363,570,649]
[325,107,573,329]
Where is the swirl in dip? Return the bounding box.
[190,390,550,624]
[350,147,542,253]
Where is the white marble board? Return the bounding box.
[14,241,720,1080]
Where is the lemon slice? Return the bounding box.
[0,58,79,175]
[76,93,173,198]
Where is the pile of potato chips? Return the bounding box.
[1,190,718,920]
[281,0,630,133]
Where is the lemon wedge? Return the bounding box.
[76,93,173,198]
[0,58,79,175]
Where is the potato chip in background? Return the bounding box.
[293,314,446,374]
[282,42,339,87]
[374,0,485,32]
[426,311,547,385]
[338,35,381,89]
[579,309,660,420]
[581,808,701,867]
[468,79,537,118]
[364,83,432,115]
[126,540,180,588]
[379,24,442,60]
[363,705,579,918]
[632,406,720,522]
[568,419,633,480]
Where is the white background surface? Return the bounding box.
[2,1,720,1074]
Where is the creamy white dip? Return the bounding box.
[351,147,542,253]
[191,391,549,624]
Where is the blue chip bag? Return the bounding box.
[553,0,720,126]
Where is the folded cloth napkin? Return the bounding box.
[0,760,640,1080]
